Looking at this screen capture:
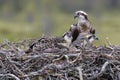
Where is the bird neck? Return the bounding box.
[89,38,95,43]
[78,18,86,25]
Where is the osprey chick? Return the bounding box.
[72,29,98,49]
[62,31,73,47]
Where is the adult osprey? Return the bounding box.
[74,10,94,33]
[69,10,95,42]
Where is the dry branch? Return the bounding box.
[0,37,120,80]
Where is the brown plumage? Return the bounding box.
[74,10,94,33]
[68,10,95,42]
[69,24,80,42]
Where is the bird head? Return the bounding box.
[74,10,88,20]
[63,31,73,44]
[86,33,98,43]
[86,28,98,43]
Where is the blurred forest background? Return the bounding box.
[0,0,120,45]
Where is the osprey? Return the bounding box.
[62,31,73,47]
[74,10,94,33]
[69,10,95,42]
[69,24,80,42]
[72,29,98,49]
[63,28,98,49]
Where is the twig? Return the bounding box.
[88,60,120,80]
[0,74,20,80]
[76,66,83,80]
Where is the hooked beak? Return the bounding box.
[74,14,78,19]
[95,37,99,40]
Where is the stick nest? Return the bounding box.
[0,36,120,80]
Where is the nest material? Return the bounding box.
[0,36,120,80]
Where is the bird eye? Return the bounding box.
[40,39,45,43]
[88,36,92,40]
[77,13,80,15]
[81,13,85,16]
[68,34,72,37]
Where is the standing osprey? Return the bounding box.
[74,10,94,33]
[69,10,95,42]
